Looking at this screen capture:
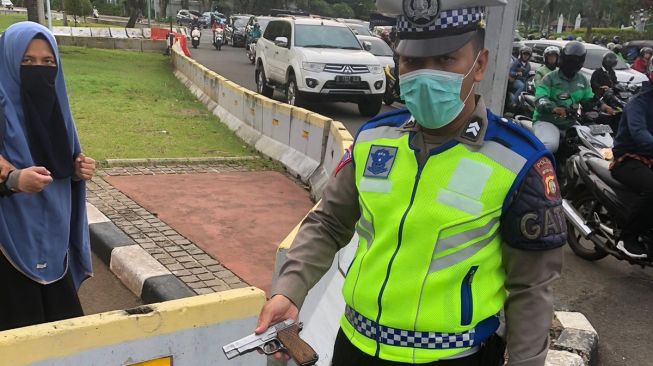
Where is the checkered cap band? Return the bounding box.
[397,7,483,38]
[345,306,476,349]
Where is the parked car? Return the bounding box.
[345,23,372,36]
[225,14,252,47]
[622,40,653,64]
[521,40,649,86]
[176,9,192,25]
[255,17,385,116]
[357,35,394,67]
[2,0,14,9]
[200,12,213,28]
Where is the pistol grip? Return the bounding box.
[276,324,319,366]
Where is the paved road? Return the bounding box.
[190,28,398,134]
[188,30,653,366]
[78,254,142,315]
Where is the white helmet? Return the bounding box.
[607,42,616,50]
[544,46,560,57]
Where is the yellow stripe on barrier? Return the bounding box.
[0,288,265,365]
[278,203,320,250]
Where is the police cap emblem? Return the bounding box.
[402,0,440,27]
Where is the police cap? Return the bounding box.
[376,0,506,57]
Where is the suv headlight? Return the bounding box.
[368,65,382,74]
[302,62,325,73]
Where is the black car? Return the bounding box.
[225,14,252,47]
[622,40,653,63]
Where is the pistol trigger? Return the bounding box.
[261,339,282,355]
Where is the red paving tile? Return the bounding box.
[105,171,314,295]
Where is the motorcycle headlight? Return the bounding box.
[600,148,613,161]
[368,65,382,74]
[302,62,325,73]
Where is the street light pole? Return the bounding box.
[147,0,151,26]
[46,0,52,30]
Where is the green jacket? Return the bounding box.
[533,69,595,130]
[534,65,556,87]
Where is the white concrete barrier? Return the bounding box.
[90,27,111,37]
[71,27,92,37]
[126,28,144,38]
[0,289,267,366]
[110,27,128,39]
[51,26,72,36]
[142,28,152,39]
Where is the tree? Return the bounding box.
[125,0,146,28]
[24,0,40,23]
[64,0,84,25]
[310,0,332,16]
[159,0,169,19]
[331,3,354,18]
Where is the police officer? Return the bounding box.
[256,1,566,365]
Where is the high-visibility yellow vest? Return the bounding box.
[340,117,532,363]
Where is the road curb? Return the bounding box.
[87,203,195,303]
[546,311,599,365]
[98,156,260,168]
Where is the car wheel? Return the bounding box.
[358,95,383,117]
[256,67,274,98]
[286,74,304,107]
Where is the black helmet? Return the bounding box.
[613,36,620,44]
[641,47,653,56]
[559,41,586,78]
[602,52,618,69]
[519,46,532,57]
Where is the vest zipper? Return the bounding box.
[373,163,424,357]
[460,266,478,326]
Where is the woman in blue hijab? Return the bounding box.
[0,22,96,330]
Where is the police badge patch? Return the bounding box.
[403,0,440,27]
[364,145,398,179]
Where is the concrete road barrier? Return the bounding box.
[90,27,111,37]
[0,288,266,366]
[71,27,92,37]
[110,27,128,38]
[51,26,72,36]
[126,28,144,38]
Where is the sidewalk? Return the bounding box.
[87,162,313,298]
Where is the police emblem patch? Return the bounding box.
[534,157,560,201]
[402,0,440,27]
[364,145,397,178]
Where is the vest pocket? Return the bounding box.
[460,266,478,326]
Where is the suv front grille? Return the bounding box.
[324,64,369,74]
[323,81,370,90]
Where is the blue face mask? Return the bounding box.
[399,53,480,129]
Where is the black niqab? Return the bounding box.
[20,65,72,178]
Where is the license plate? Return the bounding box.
[335,75,361,83]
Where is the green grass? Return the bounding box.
[59,46,257,161]
[0,13,115,31]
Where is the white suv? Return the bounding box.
[255,17,385,117]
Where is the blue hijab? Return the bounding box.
[0,22,92,288]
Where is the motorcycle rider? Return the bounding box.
[590,51,618,98]
[613,44,626,63]
[508,46,532,105]
[610,72,653,258]
[533,41,614,153]
[632,47,653,75]
[613,35,621,45]
[534,46,559,86]
[248,22,262,45]
[380,29,392,48]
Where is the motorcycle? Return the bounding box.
[246,38,258,64]
[212,28,223,51]
[191,27,201,49]
[383,65,401,106]
[562,146,652,267]
[505,70,536,117]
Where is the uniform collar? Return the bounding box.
[399,95,488,146]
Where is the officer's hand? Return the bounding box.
[552,107,567,118]
[255,295,299,361]
[17,167,53,193]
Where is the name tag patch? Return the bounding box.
[364,145,397,179]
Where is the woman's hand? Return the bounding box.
[17,167,53,193]
[74,153,96,181]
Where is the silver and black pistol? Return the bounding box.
[222,319,319,366]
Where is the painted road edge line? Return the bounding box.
[88,202,195,303]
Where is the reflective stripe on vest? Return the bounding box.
[341,125,527,363]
